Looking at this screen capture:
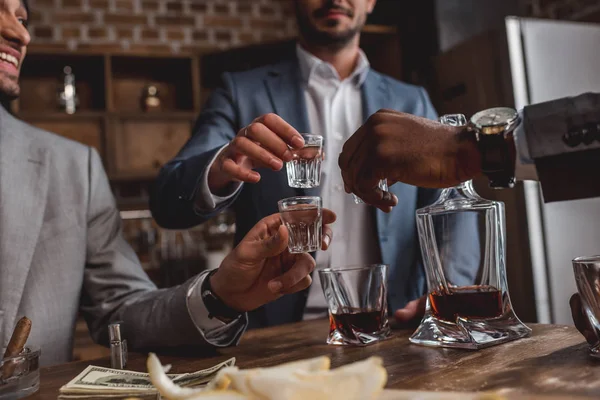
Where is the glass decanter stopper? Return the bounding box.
[409,114,531,349]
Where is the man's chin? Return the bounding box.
[316,31,357,48]
[297,16,361,49]
[316,20,353,33]
[0,79,20,102]
[0,89,19,102]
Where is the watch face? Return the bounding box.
[471,107,518,130]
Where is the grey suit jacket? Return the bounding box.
[523,92,600,202]
[0,107,239,366]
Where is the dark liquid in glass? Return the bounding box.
[429,285,503,321]
[329,308,385,339]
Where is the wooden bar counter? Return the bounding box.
[35,319,600,399]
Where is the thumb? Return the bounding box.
[570,293,598,345]
[235,224,289,263]
[394,296,426,324]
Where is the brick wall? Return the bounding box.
[28,0,298,54]
[523,0,600,20]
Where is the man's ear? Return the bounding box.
[367,0,377,14]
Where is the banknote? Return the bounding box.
[58,357,235,399]
[58,389,161,399]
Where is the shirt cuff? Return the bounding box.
[514,112,539,182]
[186,271,247,347]
[195,144,243,211]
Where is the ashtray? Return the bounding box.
[0,346,40,399]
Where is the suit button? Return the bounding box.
[563,128,582,147]
[587,122,600,142]
[581,125,595,145]
[178,192,190,201]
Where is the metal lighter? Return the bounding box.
[108,322,128,369]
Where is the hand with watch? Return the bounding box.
[338,107,519,208]
[201,209,336,322]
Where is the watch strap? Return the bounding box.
[476,131,517,189]
[201,270,242,321]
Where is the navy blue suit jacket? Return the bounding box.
[151,57,445,328]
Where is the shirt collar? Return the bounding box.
[296,43,370,86]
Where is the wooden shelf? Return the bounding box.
[18,53,106,113]
[362,24,398,34]
[107,118,191,179]
[16,111,106,120]
[26,44,198,58]
[17,111,197,122]
[16,49,200,185]
[110,56,196,113]
[111,111,197,120]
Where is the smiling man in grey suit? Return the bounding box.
[151,0,464,328]
[0,0,335,366]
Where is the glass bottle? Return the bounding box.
[409,114,531,349]
[58,66,78,115]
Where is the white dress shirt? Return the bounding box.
[186,272,246,345]
[196,44,382,320]
[295,45,381,318]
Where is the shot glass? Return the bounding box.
[352,179,389,204]
[318,264,391,345]
[0,346,40,399]
[573,256,600,358]
[286,134,324,188]
[278,196,322,254]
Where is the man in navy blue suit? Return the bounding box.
[151,0,466,330]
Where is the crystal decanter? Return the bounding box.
[409,114,531,349]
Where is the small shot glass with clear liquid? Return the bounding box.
[286,134,324,189]
[352,179,389,204]
[278,196,322,254]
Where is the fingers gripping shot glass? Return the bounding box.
[286,134,324,189]
[278,196,322,254]
[319,264,391,345]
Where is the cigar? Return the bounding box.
[1,316,32,380]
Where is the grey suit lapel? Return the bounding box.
[264,60,320,197]
[0,107,49,339]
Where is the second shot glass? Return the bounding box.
[278,196,322,254]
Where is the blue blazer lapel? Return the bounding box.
[361,70,395,251]
[362,69,390,120]
[264,59,320,198]
[362,69,416,118]
[264,59,310,134]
